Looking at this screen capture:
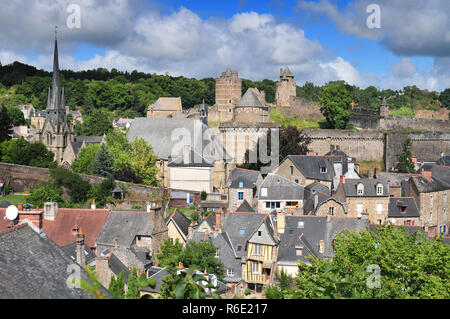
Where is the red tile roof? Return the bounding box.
[0,209,12,232]
[42,208,110,248]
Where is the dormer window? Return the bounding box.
[320,167,327,173]
[357,183,364,195]
[239,181,244,188]
[376,184,383,195]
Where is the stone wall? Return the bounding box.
[381,117,450,132]
[303,130,385,162]
[385,132,450,170]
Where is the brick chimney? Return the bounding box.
[76,231,86,267]
[340,176,346,185]
[215,212,221,231]
[374,168,379,178]
[277,211,286,234]
[336,145,341,151]
[422,170,432,182]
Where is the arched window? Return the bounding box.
[357,183,364,195]
[46,132,52,146]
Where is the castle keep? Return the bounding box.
[276,66,296,107]
[214,68,242,122]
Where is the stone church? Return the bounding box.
[37,33,103,168]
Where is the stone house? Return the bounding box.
[375,171,415,197]
[257,173,304,213]
[95,208,168,288]
[15,104,36,120]
[165,208,191,246]
[227,168,263,212]
[127,118,230,193]
[147,97,183,118]
[406,166,450,236]
[388,197,422,227]
[334,177,390,225]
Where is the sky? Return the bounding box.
[0,0,450,91]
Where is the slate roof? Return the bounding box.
[165,209,191,239]
[410,175,450,193]
[439,156,450,166]
[236,200,255,213]
[42,208,110,248]
[0,200,11,208]
[235,89,265,108]
[376,172,415,188]
[0,208,13,232]
[259,173,304,200]
[60,242,97,265]
[96,212,154,248]
[127,118,230,161]
[0,224,95,299]
[388,197,420,218]
[168,149,214,167]
[284,155,338,182]
[229,168,261,188]
[99,249,131,282]
[416,165,450,188]
[341,179,389,197]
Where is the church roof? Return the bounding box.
[280,66,294,78]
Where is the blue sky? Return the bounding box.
[0,0,449,91]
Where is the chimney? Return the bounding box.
[336,145,341,151]
[44,201,58,221]
[314,193,319,209]
[368,169,373,179]
[374,168,379,178]
[95,255,110,288]
[215,212,221,231]
[188,221,194,239]
[183,145,191,165]
[76,231,86,267]
[422,170,432,182]
[277,211,286,234]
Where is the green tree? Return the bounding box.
[92,144,114,177]
[0,138,55,168]
[7,106,25,126]
[50,167,92,204]
[26,183,64,207]
[289,225,450,299]
[440,88,450,109]
[319,82,352,129]
[71,144,101,175]
[126,267,141,299]
[0,105,13,143]
[156,238,184,269]
[115,270,126,299]
[395,137,416,173]
[180,241,225,281]
[279,126,311,163]
[88,174,116,207]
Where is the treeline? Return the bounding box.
[1,62,449,118]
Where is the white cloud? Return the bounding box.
[390,58,417,78]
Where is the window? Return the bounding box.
[297,221,304,228]
[253,244,261,255]
[400,206,406,213]
[357,203,363,218]
[238,192,244,201]
[239,181,244,188]
[227,269,234,277]
[265,202,271,209]
[377,219,382,225]
[276,202,281,209]
[257,231,262,237]
[239,229,245,236]
[215,248,220,258]
[237,245,242,251]
[295,179,299,184]
[296,248,303,256]
[377,185,383,195]
[430,195,434,208]
[329,206,335,216]
[429,211,433,221]
[320,167,327,173]
[261,188,268,197]
[377,203,383,215]
[357,184,364,195]
[290,166,294,175]
[251,262,259,274]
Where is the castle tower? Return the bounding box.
[215,68,242,122]
[276,66,296,107]
[379,97,390,118]
[37,27,74,165]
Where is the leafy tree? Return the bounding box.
[50,167,92,204]
[396,137,415,173]
[0,138,56,168]
[440,88,450,109]
[289,225,450,299]
[126,267,141,299]
[157,238,184,269]
[0,105,13,143]
[26,183,64,207]
[200,191,207,201]
[113,167,143,184]
[319,82,352,129]
[108,275,117,298]
[76,108,113,136]
[71,144,101,175]
[115,270,126,299]
[279,126,311,162]
[92,144,115,177]
[88,174,116,207]
[7,106,25,126]
[180,241,225,281]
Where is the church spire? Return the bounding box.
[48,26,63,110]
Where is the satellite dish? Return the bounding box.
[6,205,19,221]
